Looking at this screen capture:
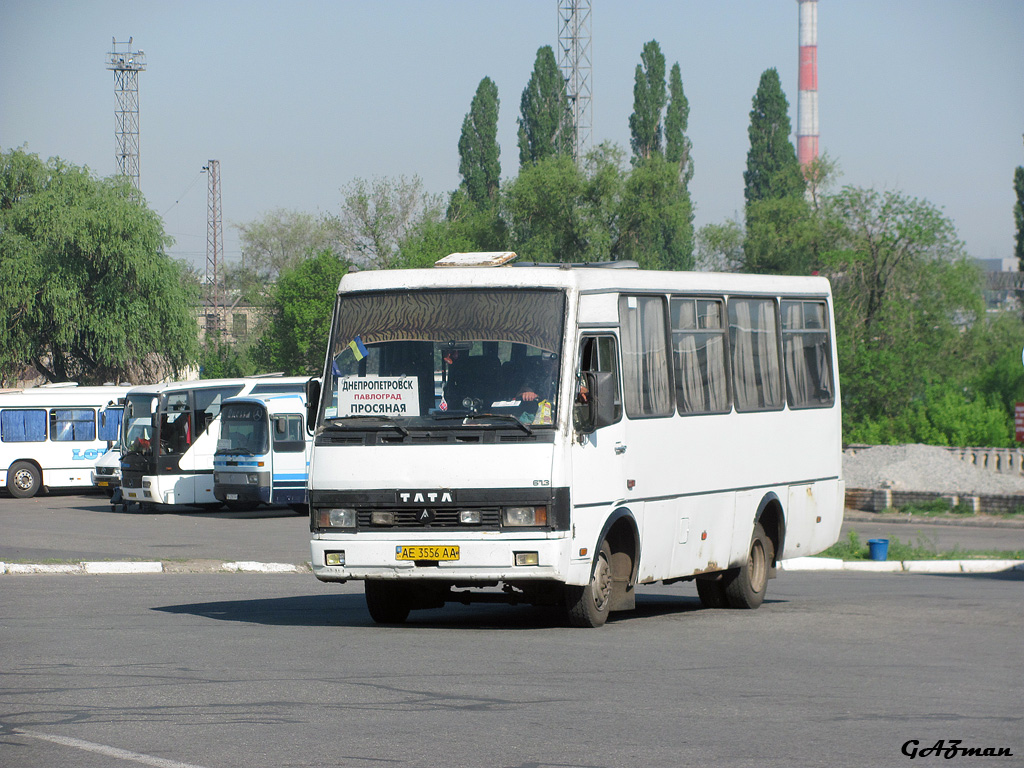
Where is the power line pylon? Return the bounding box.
[105,37,146,191]
[557,0,592,164]
[204,160,224,338]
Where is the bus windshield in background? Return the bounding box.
[326,289,566,429]
[218,403,269,455]
[122,394,156,455]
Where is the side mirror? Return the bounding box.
[305,378,321,433]
[574,370,617,434]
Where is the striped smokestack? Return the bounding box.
[797,0,819,169]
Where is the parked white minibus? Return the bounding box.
[119,376,308,510]
[213,392,312,512]
[307,254,844,626]
[0,383,130,498]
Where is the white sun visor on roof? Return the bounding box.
[434,251,518,267]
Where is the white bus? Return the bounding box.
[120,376,308,510]
[1,383,130,498]
[213,392,312,512]
[307,254,844,627]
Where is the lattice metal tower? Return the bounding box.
[105,38,146,190]
[204,161,225,336]
[557,0,592,163]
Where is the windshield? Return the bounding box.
[122,393,156,455]
[324,288,566,429]
[218,402,269,455]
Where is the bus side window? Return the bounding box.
[1,409,47,442]
[577,335,622,428]
[618,295,673,418]
[273,415,305,453]
[50,409,96,441]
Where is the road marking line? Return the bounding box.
[17,729,211,768]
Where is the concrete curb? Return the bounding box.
[0,560,307,575]
[2,558,1021,576]
[780,557,1024,574]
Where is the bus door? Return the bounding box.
[571,334,627,534]
[156,391,196,503]
[270,412,308,505]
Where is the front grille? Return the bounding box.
[217,472,250,484]
[96,466,117,477]
[356,508,501,530]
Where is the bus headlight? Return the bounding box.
[502,506,547,527]
[317,507,356,528]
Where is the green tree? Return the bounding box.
[0,148,198,385]
[253,250,351,376]
[821,187,983,431]
[333,176,443,269]
[628,41,667,163]
[1014,164,1024,271]
[742,196,820,275]
[517,46,573,167]
[234,208,337,285]
[503,154,589,262]
[613,154,694,270]
[664,62,693,186]
[458,77,501,208]
[743,68,804,206]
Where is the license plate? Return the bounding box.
[226,493,238,501]
[395,545,460,561]
[97,481,109,487]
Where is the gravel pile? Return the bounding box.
[844,444,1024,495]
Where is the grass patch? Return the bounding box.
[818,530,1024,561]
[885,498,976,516]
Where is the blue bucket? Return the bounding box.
[867,538,889,561]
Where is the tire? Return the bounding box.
[696,577,730,609]
[364,580,411,624]
[7,461,41,499]
[565,540,613,628]
[724,522,773,610]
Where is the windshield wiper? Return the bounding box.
[323,416,409,437]
[434,412,534,435]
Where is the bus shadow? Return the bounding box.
[154,591,726,629]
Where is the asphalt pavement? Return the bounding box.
[2,491,1023,575]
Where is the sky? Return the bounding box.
[2,1,1022,271]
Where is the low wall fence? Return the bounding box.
[845,488,1024,515]
[844,445,1024,514]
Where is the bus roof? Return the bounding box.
[336,265,833,298]
[0,383,131,406]
[123,376,309,397]
[222,392,306,416]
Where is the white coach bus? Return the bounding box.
[120,376,308,510]
[213,392,312,512]
[0,383,130,498]
[307,253,844,627]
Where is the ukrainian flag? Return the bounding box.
[348,336,368,361]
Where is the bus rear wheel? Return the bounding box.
[364,580,411,624]
[7,461,41,498]
[565,540,613,628]
[724,522,773,609]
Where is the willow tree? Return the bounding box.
[0,147,198,385]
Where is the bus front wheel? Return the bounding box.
[7,461,41,498]
[364,580,411,624]
[565,540,613,628]
[724,522,773,609]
